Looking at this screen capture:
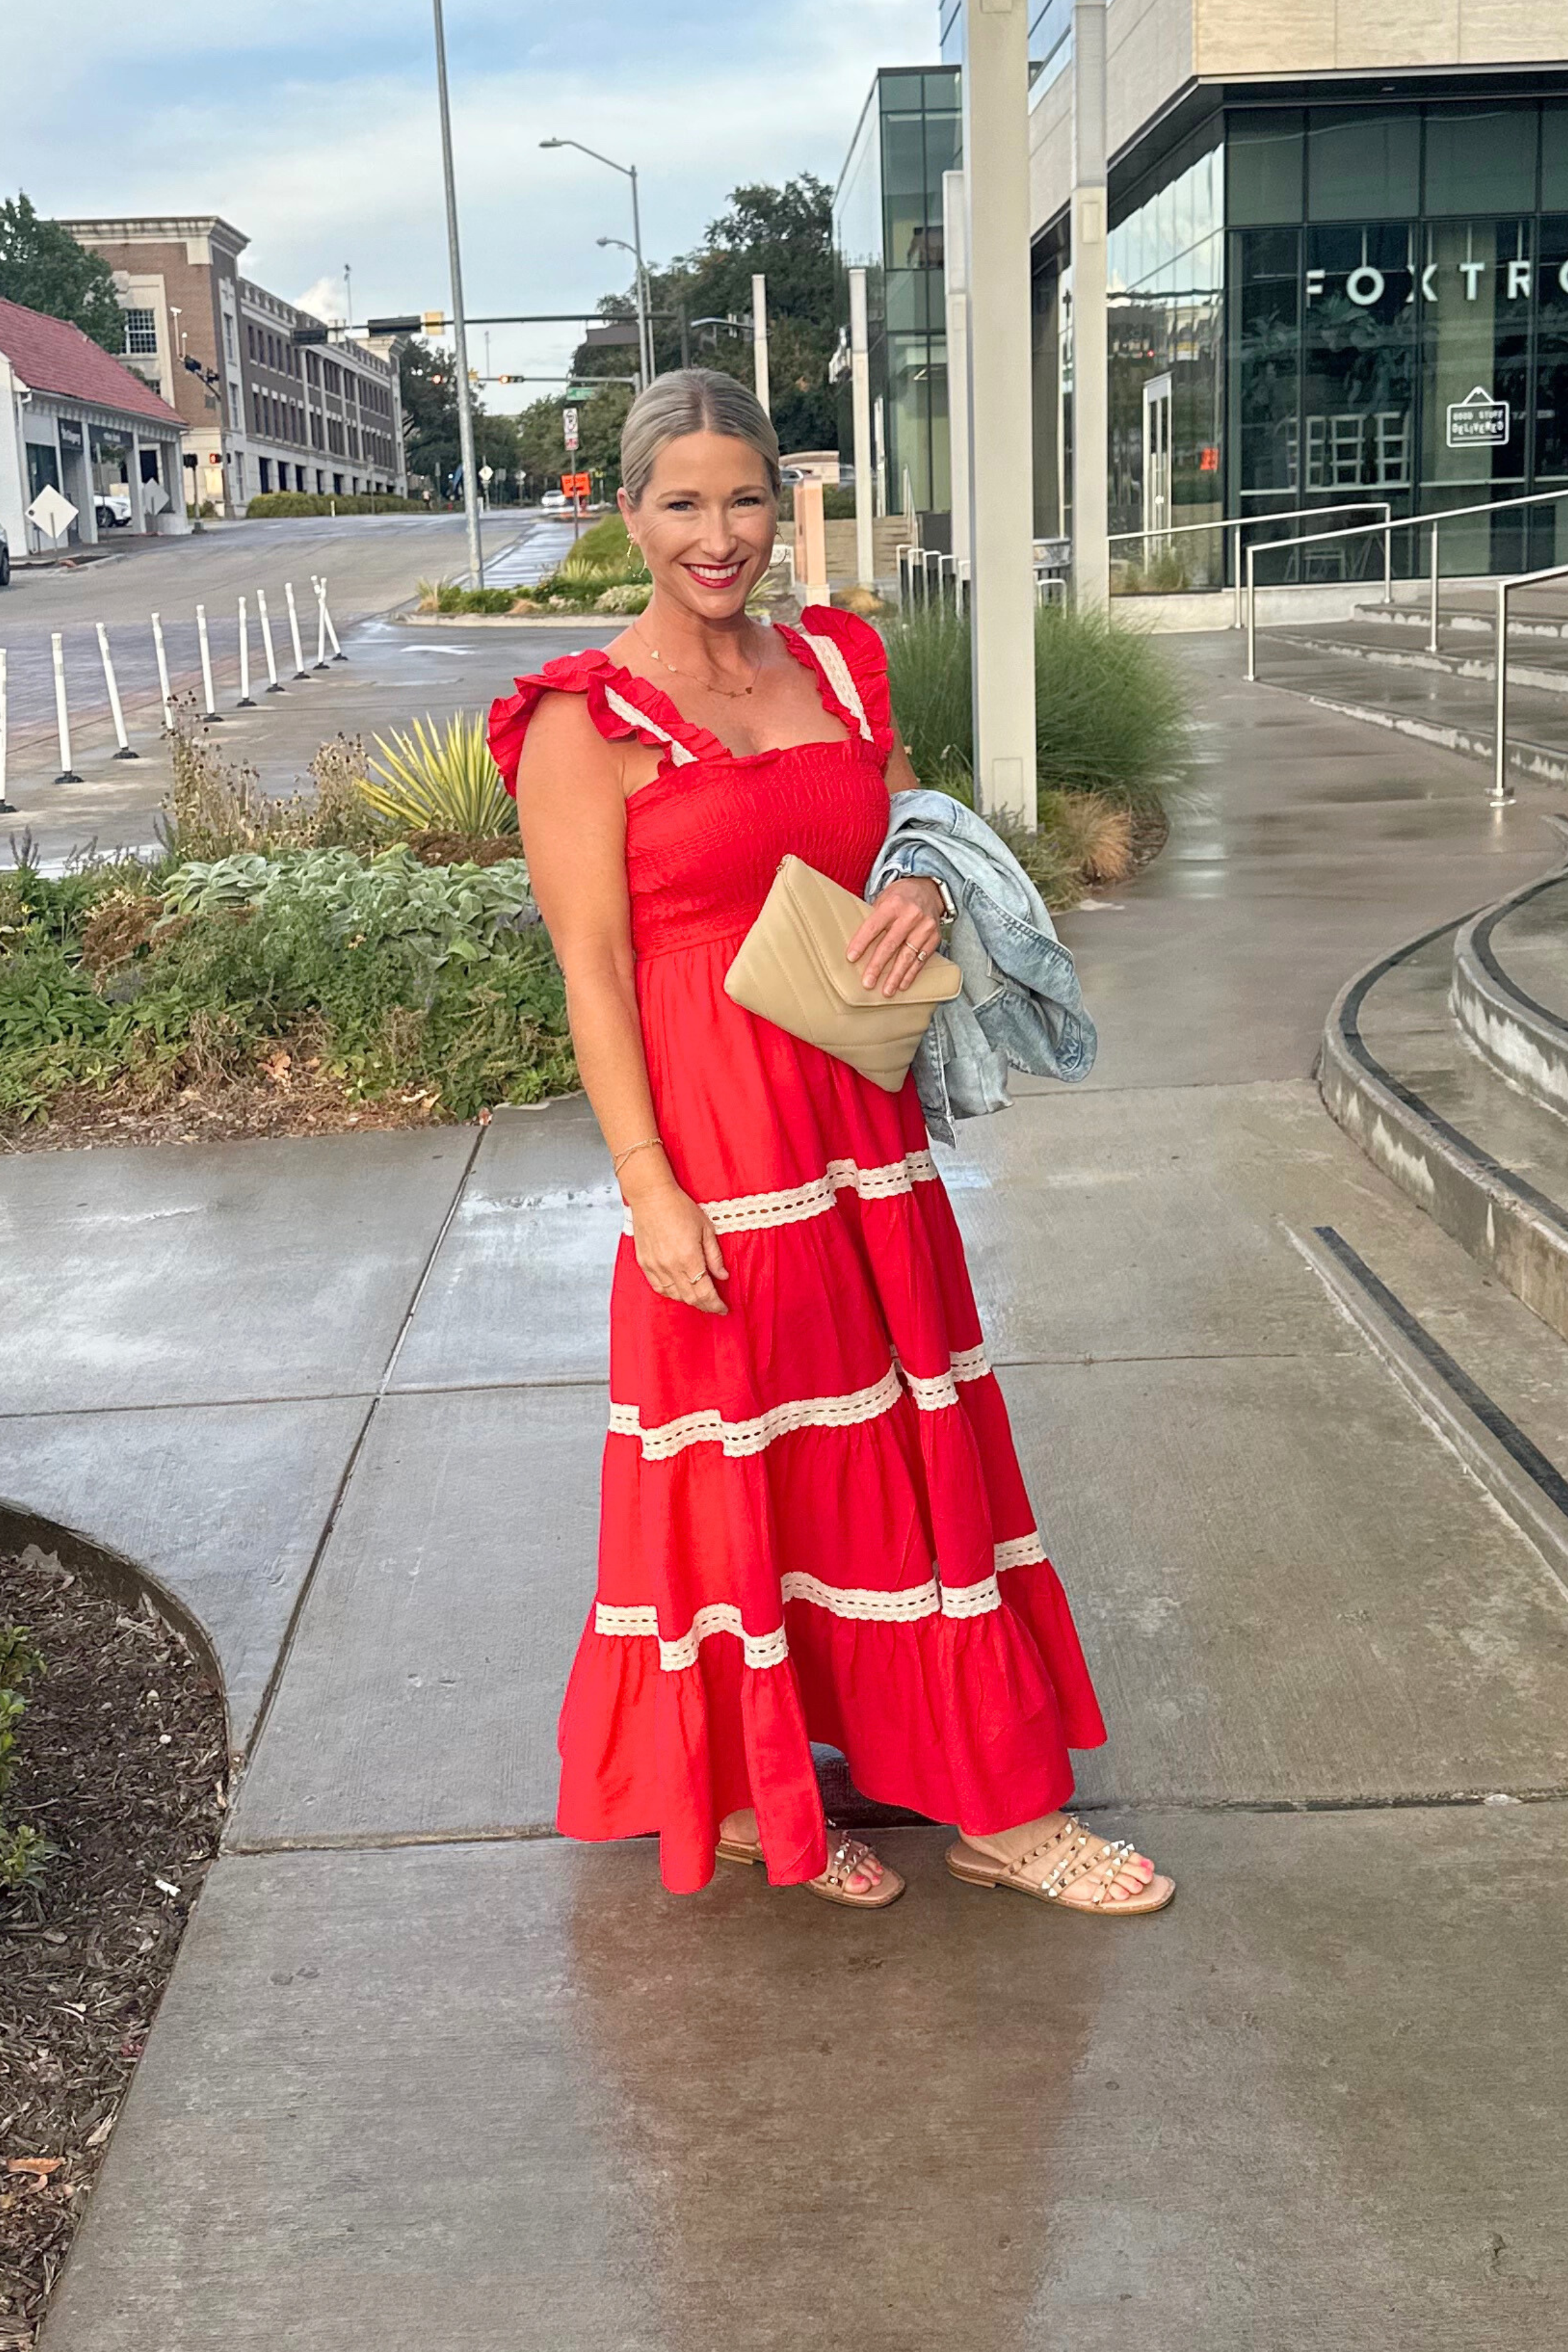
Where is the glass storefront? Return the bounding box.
[834,66,960,517]
[1228,95,1568,581]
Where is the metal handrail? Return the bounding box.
[1245,482,1568,677]
[1109,500,1393,626]
[1490,559,1568,805]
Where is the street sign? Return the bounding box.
[143,481,170,515]
[366,315,422,335]
[422,310,447,334]
[559,471,591,499]
[1447,385,1510,449]
[563,406,579,451]
[26,485,77,543]
[479,464,494,483]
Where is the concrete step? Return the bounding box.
[1257,633,1568,786]
[1274,622,1568,699]
[1451,867,1568,1120]
[1321,911,1568,1340]
[1356,593,1568,643]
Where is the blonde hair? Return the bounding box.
[620,368,781,505]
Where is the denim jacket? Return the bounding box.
[866,789,1097,1145]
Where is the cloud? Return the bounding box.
[294,275,348,325]
[3,1,936,403]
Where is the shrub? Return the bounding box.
[356,712,515,840]
[247,491,425,518]
[158,719,382,865]
[881,599,1192,812]
[0,1623,51,1893]
[594,583,650,613]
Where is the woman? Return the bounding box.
[491,370,1172,1917]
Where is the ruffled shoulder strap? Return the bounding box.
[487,650,707,798]
[786,605,895,764]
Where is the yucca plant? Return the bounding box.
[356,712,516,840]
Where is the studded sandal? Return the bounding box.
[946,1813,1174,1917]
[717,1818,905,1909]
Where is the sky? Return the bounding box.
[5,1,935,410]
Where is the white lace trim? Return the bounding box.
[619,1148,940,1237]
[591,1533,1044,1669]
[608,1363,903,1460]
[900,1345,992,1412]
[602,682,698,766]
[608,1341,995,1460]
[796,626,873,743]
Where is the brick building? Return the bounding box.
[60,216,408,516]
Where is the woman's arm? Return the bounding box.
[846,719,947,994]
[515,695,729,1317]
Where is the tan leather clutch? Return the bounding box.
[724,854,962,1091]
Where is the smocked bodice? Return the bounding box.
[486,605,898,962]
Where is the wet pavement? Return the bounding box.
[11,630,1568,2349]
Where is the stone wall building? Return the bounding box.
[60,216,408,515]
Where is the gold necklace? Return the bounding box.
[631,620,760,699]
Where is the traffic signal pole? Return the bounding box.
[431,0,484,586]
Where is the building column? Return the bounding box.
[1070,0,1110,608]
[128,432,145,534]
[942,167,972,576]
[751,274,771,417]
[849,268,875,588]
[963,0,1036,828]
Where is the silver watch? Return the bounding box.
[929,874,957,935]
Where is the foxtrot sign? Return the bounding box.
[1446,386,1510,448]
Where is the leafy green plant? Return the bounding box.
[159,846,536,961]
[593,583,651,614]
[882,598,1192,812]
[158,719,382,865]
[1,1622,51,1894]
[356,712,516,840]
[248,491,425,518]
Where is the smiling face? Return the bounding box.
[618,430,777,625]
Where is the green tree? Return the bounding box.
[574,175,838,455]
[0,194,125,353]
[516,380,634,498]
[397,336,519,498]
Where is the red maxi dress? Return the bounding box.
[489,605,1106,1894]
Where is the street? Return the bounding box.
[0,511,588,856]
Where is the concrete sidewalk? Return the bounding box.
[10,632,1567,2348]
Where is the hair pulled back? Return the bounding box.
[620,367,781,506]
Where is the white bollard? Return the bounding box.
[52,633,81,783]
[195,604,223,721]
[284,581,310,679]
[313,573,346,660]
[151,613,174,730]
[313,574,329,668]
[0,648,13,814]
[256,590,285,692]
[96,622,138,760]
[237,595,255,706]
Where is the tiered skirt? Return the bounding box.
[558,934,1107,1893]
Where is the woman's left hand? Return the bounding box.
[845,877,947,997]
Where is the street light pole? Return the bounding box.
[432,0,484,586]
[543,140,653,388]
[628,164,652,387]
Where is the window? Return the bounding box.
[1229,112,1304,226]
[1425,105,1537,217]
[122,308,158,355]
[223,313,237,362]
[1307,108,1420,221]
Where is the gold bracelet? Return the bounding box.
[611,1135,665,1175]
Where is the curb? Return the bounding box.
[1451,868,1568,1121]
[1319,917,1568,1341]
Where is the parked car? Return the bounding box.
[540,489,569,513]
[0,522,9,586]
[95,492,133,530]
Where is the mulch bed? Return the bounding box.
[0,1547,227,2352]
[0,1076,467,1157]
